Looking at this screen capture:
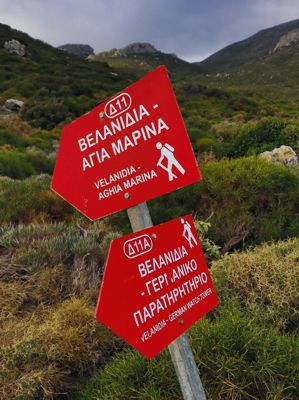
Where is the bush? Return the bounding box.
[0,175,74,223]
[0,115,32,136]
[0,221,121,294]
[193,220,221,265]
[146,156,299,252]
[0,129,28,147]
[0,147,54,179]
[230,117,287,157]
[212,238,299,332]
[21,97,70,130]
[27,129,60,152]
[0,148,35,178]
[196,137,221,156]
[80,302,299,400]
[196,156,299,251]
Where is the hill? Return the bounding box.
[91,42,199,78]
[193,19,299,102]
[89,21,299,101]
[0,23,133,128]
[197,19,299,72]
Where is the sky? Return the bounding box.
[0,0,298,62]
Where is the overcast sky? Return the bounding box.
[0,0,298,62]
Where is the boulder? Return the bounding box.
[4,39,26,56]
[260,145,298,169]
[3,99,24,112]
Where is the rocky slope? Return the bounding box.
[197,18,299,72]
[91,42,199,78]
[58,43,94,58]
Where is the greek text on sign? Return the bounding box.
[51,66,201,220]
[96,215,218,359]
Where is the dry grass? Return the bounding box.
[0,222,122,399]
[212,237,299,331]
[0,297,119,399]
[0,115,32,136]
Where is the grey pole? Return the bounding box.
[126,202,207,400]
[168,334,207,400]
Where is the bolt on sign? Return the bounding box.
[96,215,218,359]
[51,66,201,220]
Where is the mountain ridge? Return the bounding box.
[197,18,299,71]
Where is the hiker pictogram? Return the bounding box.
[156,142,185,181]
[181,218,197,248]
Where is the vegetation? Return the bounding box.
[0,222,123,399]
[0,20,298,400]
[80,239,299,400]
[212,238,299,332]
[0,175,74,223]
[0,23,133,130]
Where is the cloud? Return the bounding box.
[0,0,298,62]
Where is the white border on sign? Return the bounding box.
[104,92,132,118]
[123,234,153,259]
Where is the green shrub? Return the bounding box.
[230,117,287,157]
[212,238,299,332]
[27,129,60,152]
[0,148,35,178]
[193,220,221,265]
[0,175,74,223]
[196,137,221,156]
[80,302,299,400]
[0,129,28,147]
[21,97,70,130]
[281,122,299,152]
[0,147,54,179]
[196,156,299,251]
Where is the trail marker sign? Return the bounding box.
[51,66,201,220]
[96,215,218,359]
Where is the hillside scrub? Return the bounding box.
[212,238,299,332]
[0,222,123,399]
[80,238,299,400]
[0,175,74,223]
[80,302,299,400]
[147,156,299,251]
[1,156,298,252]
[0,147,55,179]
[228,117,297,157]
[196,156,299,251]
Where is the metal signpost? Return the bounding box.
[127,203,208,400]
[52,66,218,399]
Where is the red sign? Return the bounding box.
[51,66,201,220]
[96,215,218,359]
